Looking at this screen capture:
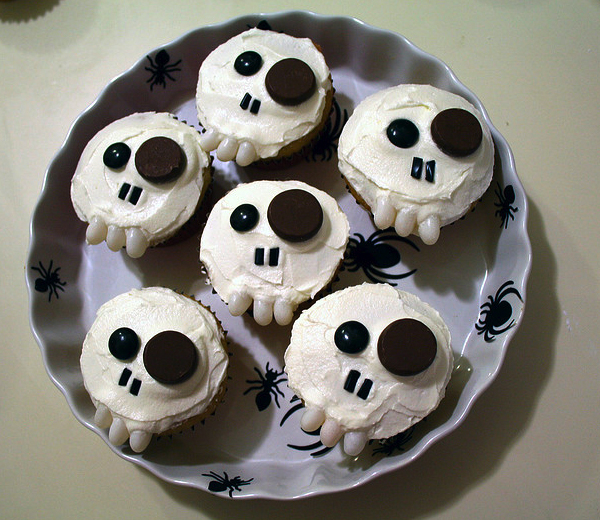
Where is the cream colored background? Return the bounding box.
[2,0,599,518]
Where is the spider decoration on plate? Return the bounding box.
[247,20,275,31]
[202,471,254,497]
[371,424,416,456]
[145,49,182,91]
[308,97,348,162]
[343,229,419,285]
[279,396,333,457]
[476,280,523,342]
[494,182,519,229]
[244,362,287,411]
[31,260,66,302]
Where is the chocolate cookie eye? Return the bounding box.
[103,142,131,169]
[234,51,263,76]
[334,321,370,354]
[267,188,323,242]
[386,119,420,149]
[134,136,186,183]
[377,318,437,376]
[265,58,316,106]
[431,108,483,157]
[230,203,259,232]
[143,330,198,385]
[108,327,140,361]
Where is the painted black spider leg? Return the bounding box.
[495,281,524,303]
[279,402,304,427]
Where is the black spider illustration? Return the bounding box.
[371,425,416,456]
[145,49,182,91]
[31,260,66,302]
[494,182,518,229]
[202,471,254,497]
[279,396,333,457]
[475,280,523,342]
[308,97,348,162]
[247,20,274,30]
[343,229,420,285]
[244,362,287,411]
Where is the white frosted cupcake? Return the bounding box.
[80,287,228,452]
[196,28,333,166]
[199,180,349,326]
[284,283,453,456]
[70,112,212,258]
[338,84,494,245]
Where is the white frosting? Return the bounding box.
[80,287,228,451]
[284,283,453,452]
[199,180,349,326]
[338,84,494,244]
[71,112,211,257]
[196,28,332,164]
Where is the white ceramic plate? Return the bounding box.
[27,11,531,500]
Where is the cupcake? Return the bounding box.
[80,287,228,452]
[284,283,453,456]
[196,27,333,166]
[199,180,349,326]
[70,112,212,258]
[338,84,494,245]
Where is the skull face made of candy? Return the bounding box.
[284,283,453,456]
[338,84,494,245]
[70,112,211,258]
[199,180,349,326]
[196,28,332,166]
[80,287,228,453]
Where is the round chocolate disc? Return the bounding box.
[134,136,185,183]
[377,318,437,376]
[143,330,198,385]
[265,58,316,106]
[431,108,483,157]
[267,189,323,242]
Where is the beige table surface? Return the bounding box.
[2,0,599,518]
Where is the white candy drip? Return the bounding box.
[129,431,152,453]
[300,408,326,432]
[374,197,396,229]
[394,207,417,237]
[125,228,149,258]
[198,128,220,151]
[108,418,129,446]
[228,292,252,316]
[253,299,273,326]
[236,141,257,167]
[418,215,441,245]
[216,137,238,162]
[320,418,344,447]
[273,299,294,326]
[86,216,107,245]
[94,403,112,429]
[106,225,126,251]
[343,431,368,457]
